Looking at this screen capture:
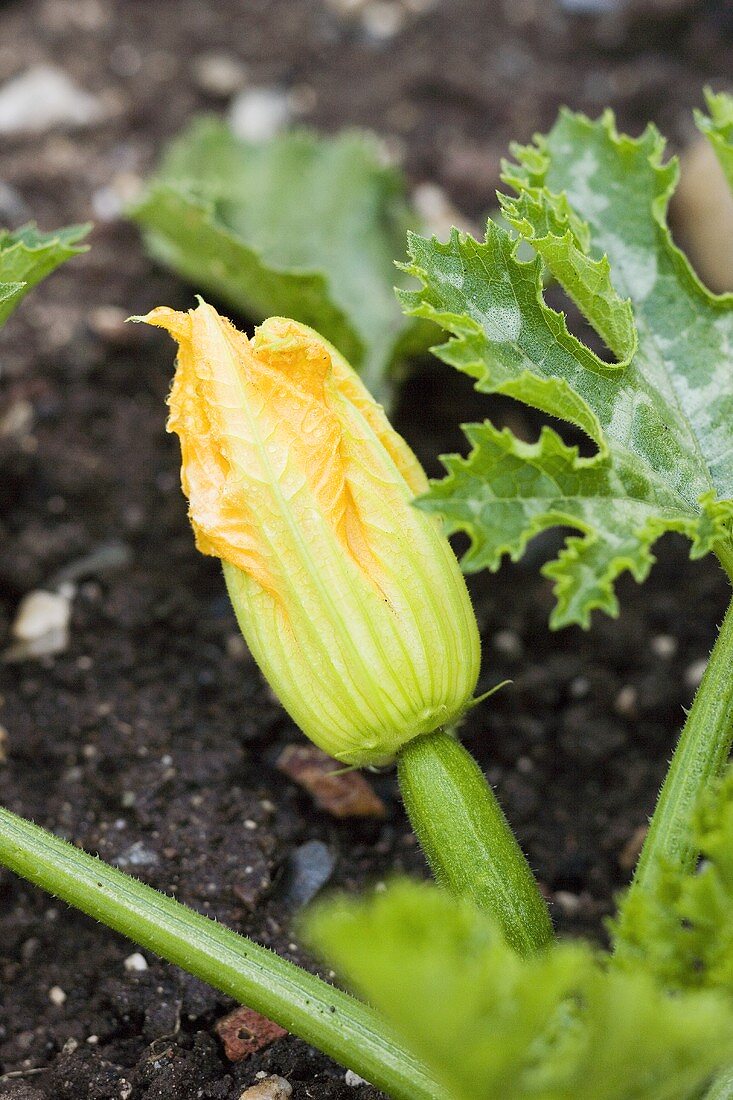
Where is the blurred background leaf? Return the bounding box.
[131,119,434,405]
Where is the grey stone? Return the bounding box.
[0,66,104,135]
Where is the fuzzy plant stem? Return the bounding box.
[0,807,446,1100]
[630,543,733,895]
[397,728,553,955]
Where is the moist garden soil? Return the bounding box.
[1,1,733,1097]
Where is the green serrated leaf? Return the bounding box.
[498,188,636,362]
[0,222,90,326]
[306,880,733,1100]
[696,88,733,192]
[402,103,733,627]
[130,118,431,403]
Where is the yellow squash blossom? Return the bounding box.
[137,300,480,766]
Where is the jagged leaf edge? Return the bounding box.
[496,187,637,365]
[419,419,733,628]
[398,225,617,453]
[505,106,733,311]
[0,221,90,325]
[400,111,733,627]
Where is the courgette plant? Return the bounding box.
[2,92,733,1100]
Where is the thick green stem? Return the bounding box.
[630,544,733,895]
[397,729,553,955]
[0,807,446,1100]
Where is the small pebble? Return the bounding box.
[217,1006,287,1062]
[239,1077,292,1100]
[554,890,581,916]
[345,1069,369,1087]
[226,633,248,660]
[12,590,71,639]
[277,743,387,819]
[4,589,72,662]
[229,87,291,142]
[88,306,132,344]
[569,675,590,699]
[92,172,143,222]
[0,66,104,135]
[113,840,159,869]
[281,840,336,908]
[124,952,149,973]
[515,755,533,775]
[619,824,648,872]
[650,634,677,659]
[614,684,638,718]
[49,985,67,1006]
[684,657,708,689]
[412,181,478,241]
[493,629,523,659]
[361,0,405,38]
[193,52,248,97]
[0,398,33,439]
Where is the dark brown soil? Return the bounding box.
[1,1,732,1097]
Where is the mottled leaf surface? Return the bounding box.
[401,101,733,627]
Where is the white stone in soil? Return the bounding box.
[123,952,149,973]
[5,589,72,661]
[412,181,478,241]
[0,66,104,135]
[238,1076,293,1100]
[192,52,248,97]
[228,87,292,142]
[685,657,708,689]
[361,0,406,39]
[650,633,677,659]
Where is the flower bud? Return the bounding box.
[138,300,480,766]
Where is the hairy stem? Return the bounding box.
[0,807,445,1100]
[397,729,553,955]
[630,543,733,895]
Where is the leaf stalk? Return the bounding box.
[627,543,733,898]
[0,807,446,1100]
